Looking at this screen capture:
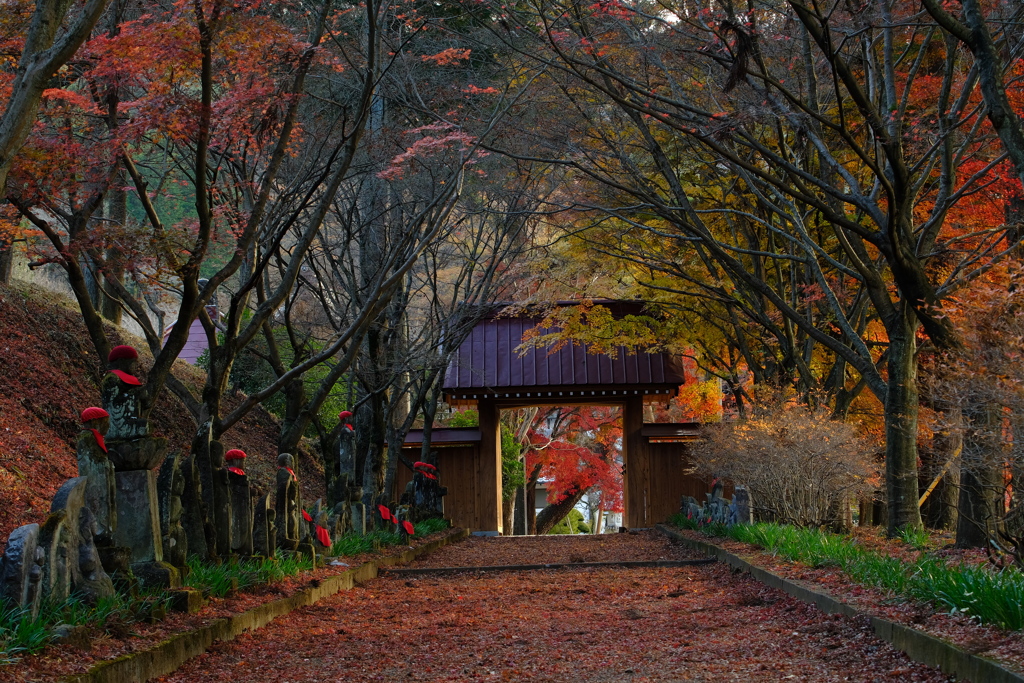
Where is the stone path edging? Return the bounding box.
[656,524,1024,683]
[379,558,716,576]
[62,528,470,683]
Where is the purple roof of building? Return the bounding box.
[443,302,686,395]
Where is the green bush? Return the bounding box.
[548,509,590,534]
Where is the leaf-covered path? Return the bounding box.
[160,531,952,682]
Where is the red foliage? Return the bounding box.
[525,406,623,512]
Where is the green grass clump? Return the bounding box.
[671,518,1024,631]
[1,590,151,663]
[328,517,450,557]
[185,551,316,597]
[0,602,51,663]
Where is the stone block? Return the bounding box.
[132,560,181,589]
[167,587,204,613]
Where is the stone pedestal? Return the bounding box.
[133,561,181,589]
[114,470,163,564]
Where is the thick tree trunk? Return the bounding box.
[535,486,588,536]
[884,305,924,535]
[955,410,1004,548]
[921,418,961,530]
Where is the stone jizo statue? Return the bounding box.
[101,345,148,441]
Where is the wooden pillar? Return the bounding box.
[477,399,503,534]
[624,395,651,528]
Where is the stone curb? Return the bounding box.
[380,558,717,576]
[62,528,470,683]
[656,524,1024,683]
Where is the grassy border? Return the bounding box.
[657,524,1024,683]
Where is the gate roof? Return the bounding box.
[443,301,686,405]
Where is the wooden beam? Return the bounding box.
[624,395,650,528]
[477,399,503,534]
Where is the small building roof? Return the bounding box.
[443,301,685,404]
[399,428,482,447]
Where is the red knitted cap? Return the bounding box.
[338,410,353,419]
[108,345,138,362]
[80,406,109,423]
[225,449,246,460]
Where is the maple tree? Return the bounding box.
[475,0,1024,535]
[519,405,623,535]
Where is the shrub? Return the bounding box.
[692,403,877,528]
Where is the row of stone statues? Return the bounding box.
[0,344,446,618]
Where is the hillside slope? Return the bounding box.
[0,281,325,541]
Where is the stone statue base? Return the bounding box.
[132,561,181,589]
[168,587,204,613]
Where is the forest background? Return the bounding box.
[1,0,1024,546]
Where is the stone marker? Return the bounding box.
[211,461,233,558]
[178,453,209,559]
[157,453,188,569]
[252,493,273,557]
[275,453,301,550]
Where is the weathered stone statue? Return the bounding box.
[76,407,116,546]
[403,459,447,523]
[76,508,116,603]
[41,478,115,605]
[275,453,300,550]
[349,484,367,536]
[333,414,355,506]
[225,449,253,556]
[728,486,753,525]
[100,345,149,442]
[0,523,45,618]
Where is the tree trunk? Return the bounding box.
[921,417,961,530]
[0,242,12,285]
[502,495,515,536]
[535,486,588,536]
[884,304,924,535]
[956,409,1004,548]
[99,181,126,324]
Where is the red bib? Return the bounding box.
[110,369,143,386]
[89,429,107,453]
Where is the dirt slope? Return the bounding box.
[0,281,324,542]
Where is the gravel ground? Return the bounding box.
[161,532,952,682]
